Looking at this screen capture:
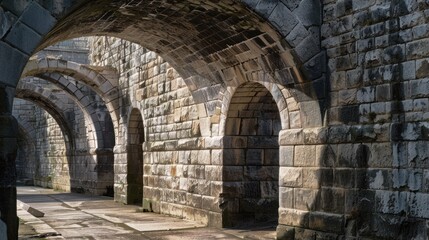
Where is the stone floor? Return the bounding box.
[17,186,277,239]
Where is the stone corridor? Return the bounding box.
[2,0,429,239]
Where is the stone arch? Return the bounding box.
[0,1,323,90]
[29,1,324,128]
[14,88,74,192]
[15,83,75,152]
[15,119,37,184]
[126,108,144,205]
[22,73,116,150]
[16,80,115,196]
[22,57,121,136]
[221,82,281,230]
[0,1,326,238]
[219,78,301,136]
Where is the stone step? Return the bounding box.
[17,200,45,218]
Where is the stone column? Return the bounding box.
[0,86,18,240]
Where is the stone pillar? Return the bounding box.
[113,144,127,203]
[0,86,18,240]
[94,148,114,196]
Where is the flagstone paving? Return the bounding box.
[17,186,276,239]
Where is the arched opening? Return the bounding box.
[127,108,144,205]
[223,82,281,230]
[0,2,325,239]
[15,123,36,186]
[13,98,72,192]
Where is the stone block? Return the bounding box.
[279,129,304,145]
[344,189,375,215]
[186,193,202,208]
[286,23,309,48]
[225,118,240,135]
[294,0,321,27]
[211,149,222,165]
[295,34,321,63]
[382,44,405,64]
[222,149,245,165]
[210,181,222,197]
[208,211,222,228]
[375,190,408,214]
[279,187,294,208]
[303,127,328,144]
[315,145,336,167]
[5,21,41,55]
[407,39,429,59]
[246,149,263,165]
[177,138,199,150]
[289,111,301,129]
[309,211,344,233]
[368,143,392,168]
[204,136,223,149]
[416,59,429,79]
[321,188,345,213]
[20,2,56,35]
[222,136,247,148]
[244,166,278,181]
[276,225,295,240]
[279,146,294,166]
[407,141,429,168]
[328,126,350,143]
[409,192,429,218]
[202,195,220,212]
[408,170,423,191]
[294,188,318,211]
[0,42,28,87]
[0,7,16,39]
[336,144,356,167]
[254,0,278,19]
[366,169,391,190]
[279,167,302,187]
[188,179,210,196]
[264,148,279,165]
[17,201,44,217]
[333,169,354,188]
[223,166,243,181]
[247,136,278,148]
[423,170,429,193]
[278,207,309,228]
[205,165,221,181]
[197,150,211,165]
[392,169,408,189]
[269,3,298,37]
[240,118,257,135]
[294,145,316,167]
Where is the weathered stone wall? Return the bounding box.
[13,38,115,195]
[13,79,114,195]
[89,37,218,224]
[13,98,70,191]
[1,1,429,239]
[292,1,429,239]
[85,1,429,237]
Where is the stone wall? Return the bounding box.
[89,37,218,224]
[13,98,70,191]
[300,0,429,239]
[2,1,429,239]
[13,38,115,195]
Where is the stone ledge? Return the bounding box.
[17,200,44,218]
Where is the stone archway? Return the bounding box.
[15,120,37,185]
[126,108,144,205]
[222,82,281,228]
[0,1,325,238]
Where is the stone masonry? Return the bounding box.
[0,1,429,239]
